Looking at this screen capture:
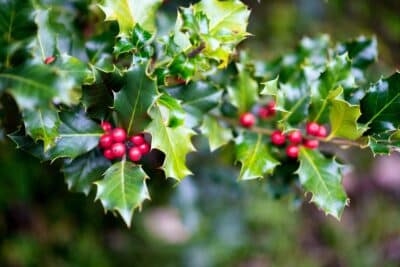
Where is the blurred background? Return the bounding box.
[1,0,400,266]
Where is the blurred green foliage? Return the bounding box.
[1,0,400,266]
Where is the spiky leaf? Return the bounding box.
[95,160,150,227]
[200,115,232,151]
[63,150,111,195]
[114,62,158,134]
[146,95,196,181]
[359,72,400,134]
[235,132,279,180]
[297,148,348,220]
[99,0,162,36]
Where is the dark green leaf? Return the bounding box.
[47,109,103,160]
[63,150,111,195]
[114,62,158,134]
[22,108,60,151]
[359,72,400,134]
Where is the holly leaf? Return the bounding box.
[8,132,50,161]
[277,82,310,129]
[337,36,377,69]
[82,69,114,120]
[227,64,259,114]
[168,81,222,126]
[200,115,232,151]
[62,150,111,195]
[0,0,36,70]
[1,54,90,110]
[260,76,279,96]
[297,148,348,220]
[193,0,250,67]
[114,62,158,135]
[47,109,104,160]
[367,131,400,156]
[327,87,366,140]
[22,108,60,151]
[146,94,196,181]
[359,72,400,134]
[95,160,150,227]
[114,24,154,62]
[311,53,356,123]
[235,132,279,180]
[99,0,162,36]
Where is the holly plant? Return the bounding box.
[1,0,399,227]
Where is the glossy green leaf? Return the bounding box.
[367,132,400,156]
[63,150,111,195]
[200,115,232,151]
[337,36,377,69]
[114,24,154,63]
[99,0,162,36]
[95,160,150,227]
[260,76,279,96]
[47,109,104,160]
[297,148,348,220]
[168,81,222,126]
[193,0,250,67]
[235,132,279,181]
[146,95,196,181]
[82,69,114,120]
[8,132,50,161]
[22,108,60,151]
[114,62,158,134]
[277,82,310,128]
[0,0,36,70]
[311,54,356,122]
[0,54,90,110]
[227,64,259,114]
[327,88,366,140]
[359,72,400,134]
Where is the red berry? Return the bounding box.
[286,144,299,158]
[239,112,256,128]
[317,125,328,138]
[99,134,113,148]
[303,139,319,149]
[138,143,150,154]
[128,147,142,162]
[104,149,115,160]
[271,130,286,146]
[111,143,126,158]
[288,130,302,144]
[101,121,112,132]
[131,134,145,146]
[44,56,56,64]
[267,101,276,116]
[111,128,127,142]
[258,107,270,119]
[306,122,320,136]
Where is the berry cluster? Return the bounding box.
[98,122,151,162]
[270,122,328,159]
[239,101,276,128]
[238,101,328,159]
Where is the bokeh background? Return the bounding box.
[1,0,400,266]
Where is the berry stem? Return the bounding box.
[211,114,364,149]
